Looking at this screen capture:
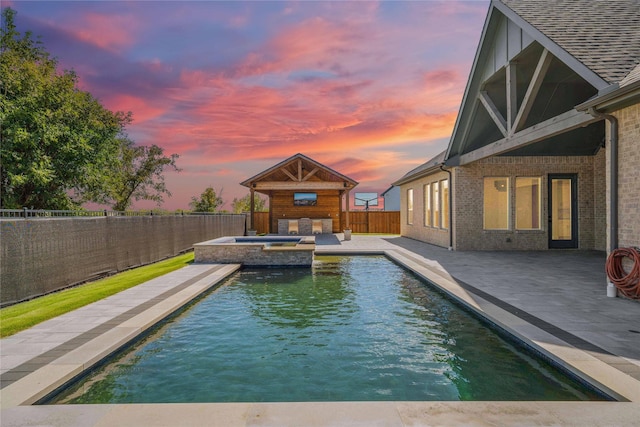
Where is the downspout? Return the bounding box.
[440,165,453,251]
[586,108,618,253]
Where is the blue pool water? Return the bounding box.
[51,256,605,403]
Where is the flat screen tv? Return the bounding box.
[293,192,317,206]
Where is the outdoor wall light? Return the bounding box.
[494,180,507,192]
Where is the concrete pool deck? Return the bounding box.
[1,234,639,426]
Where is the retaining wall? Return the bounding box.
[0,214,246,306]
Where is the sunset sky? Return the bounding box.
[6,0,488,211]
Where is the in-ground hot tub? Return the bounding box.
[193,235,316,266]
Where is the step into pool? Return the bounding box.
[48,256,607,404]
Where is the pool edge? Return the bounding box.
[378,249,640,403]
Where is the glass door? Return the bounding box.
[548,174,578,249]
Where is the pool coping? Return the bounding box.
[1,243,640,426]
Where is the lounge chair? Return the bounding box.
[288,219,299,235]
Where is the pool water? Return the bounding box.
[51,256,605,403]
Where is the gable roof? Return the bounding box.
[499,0,640,86]
[240,153,358,190]
[442,0,636,166]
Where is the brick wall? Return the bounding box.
[399,154,607,251]
[614,103,640,250]
[399,170,451,248]
[453,153,606,251]
[0,214,246,306]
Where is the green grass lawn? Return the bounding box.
[0,252,194,338]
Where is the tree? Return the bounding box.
[0,8,127,209]
[103,138,180,211]
[232,193,267,213]
[190,187,224,212]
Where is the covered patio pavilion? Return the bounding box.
[240,153,358,235]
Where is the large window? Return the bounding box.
[423,179,449,229]
[515,177,541,230]
[483,177,509,230]
[432,182,440,228]
[441,180,449,229]
[407,188,414,225]
[424,184,431,226]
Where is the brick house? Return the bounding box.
[394,0,639,253]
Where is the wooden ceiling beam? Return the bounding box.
[280,167,298,182]
[458,109,599,165]
[478,91,508,137]
[512,48,552,134]
[301,167,319,181]
[253,181,349,190]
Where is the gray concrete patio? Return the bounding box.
[1,234,639,426]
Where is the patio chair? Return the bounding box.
[312,219,323,234]
[288,219,299,235]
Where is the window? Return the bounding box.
[483,177,509,230]
[407,188,414,225]
[424,179,449,229]
[441,180,449,229]
[432,182,440,228]
[424,184,431,226]
[515,177,541,230]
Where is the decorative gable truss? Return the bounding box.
[278,159,319,183]
[241,153,358,191]
[447,9,607,167]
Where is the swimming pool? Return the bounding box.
[49,256,605,404]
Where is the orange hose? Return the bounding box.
[605,247,640,299]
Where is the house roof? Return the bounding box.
[442,0,635,166]
[500,0,640,86]
[393,151,446,186]
[240,153,358,191]
[381,185,398,197]
[620,63,640,88]
[576,64,640,113]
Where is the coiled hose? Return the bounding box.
[605,247,640,299]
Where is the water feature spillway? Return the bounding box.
[193,235,316,266]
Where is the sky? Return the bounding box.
[5,0,489,211]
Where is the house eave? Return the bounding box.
[576,80,640,114]
[393,163,445,186]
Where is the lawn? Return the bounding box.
[0,252,194,338]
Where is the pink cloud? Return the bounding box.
[103,94,167,123]
[8,0,488,211]
[71,12,138,52]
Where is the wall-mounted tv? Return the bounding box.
[293,192,317,206]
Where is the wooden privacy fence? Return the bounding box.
[341,211,400,234]
[252,212,270,234]
[251,211,400,234]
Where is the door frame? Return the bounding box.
[548,174,578,249]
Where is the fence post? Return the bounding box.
[23,207,28,218]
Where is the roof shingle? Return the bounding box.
[500,0,640,85]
